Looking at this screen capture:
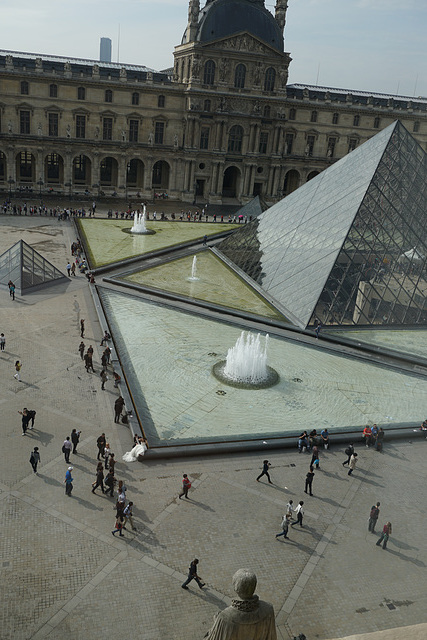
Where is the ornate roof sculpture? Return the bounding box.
[215,121,427,328]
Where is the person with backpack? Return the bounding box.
[342,443,354,466]
[29,447,41,474]
[179,474,192,499]
[368,502,380,533]
[376,521,392,550]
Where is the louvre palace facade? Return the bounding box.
[1,0,427,205]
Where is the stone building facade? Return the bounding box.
[0,0,427,205]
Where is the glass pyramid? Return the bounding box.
[216,121,427,328]
[0,240,67,293]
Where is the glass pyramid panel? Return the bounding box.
[0,240,66,292]
[217,121,427,328]
[120,252,284,319]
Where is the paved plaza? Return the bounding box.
[0,213,426,640]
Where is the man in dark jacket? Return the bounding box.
[181,559,205,590]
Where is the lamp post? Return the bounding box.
[37,177,43,200]
[8,176,15,200]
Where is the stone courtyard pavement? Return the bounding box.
[0,215,426,640]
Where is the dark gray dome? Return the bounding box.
[188,0,284,53]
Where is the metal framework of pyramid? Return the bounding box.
[215,121,427,328]
[0,240,67,294]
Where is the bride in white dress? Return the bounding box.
[122,438,147,462]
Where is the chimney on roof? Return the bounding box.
[100,37,112,63]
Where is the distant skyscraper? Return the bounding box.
[100,37,112,62]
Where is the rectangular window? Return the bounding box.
[103,117,113,141]
[259,132,268,154]
[20,110,30,134]
[200,127,210,150]
[49,84,58,98]
[327,137,337,158]
[348,138,358,153]
[284,133,294,155]
[129,119,139,143]
[306,135,315,157]
[76,115,86,139]
[48,113,59,137]
[154,121,164,144]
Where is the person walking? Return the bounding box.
[179,474,192,499]
[14,360,22,381]
[291,501,305,527]
[275,512,291,540]
[71,429,81,454]
[27,409,36,429]
[108,453,116,475]
[256,460,273,484]
[29,447,41,474]
[181,559,205,590]
[78,341,85,359]
[305,466,315,496]
[0,333,5,351]
[65,467,74,496]
[348,452,358,476]
[10,283,15,300]
[66,262,71,276]
[104,442,111,469]
[123,501,136,531]
[100,369,108,390]
[19,409,30,435]
[310,445,320,470]
[105,470,116,497]
[286,500,294,520]
[63,436,72,463]
[114,396,125,423]
[80,319,85,338]
[92,464,105,494]
[96,433,106,460]
[368,502,381,533]
[112,515,125,537]
[71,262,76,276]
[342,443,354,466]
[376,521,392,549]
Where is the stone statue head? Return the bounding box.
[232,569,257,600]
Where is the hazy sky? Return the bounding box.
[2,0,426,98]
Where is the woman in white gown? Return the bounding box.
[122,439,147,462]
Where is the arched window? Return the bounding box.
[49,84,58,98]
[289,108,296,120]
[158,95,165,108]
[77,86,86,100]
[204,99,211,112]
[234,64,246,89]
[332,112,339,125]
[132,92,139,106]
[203,60,215,85]
[228,125,243,153]
[105,89,113,103]
[264,68,276,92]
[263,106,271,118]
[311,110,318,123]
[21,81,29,95]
